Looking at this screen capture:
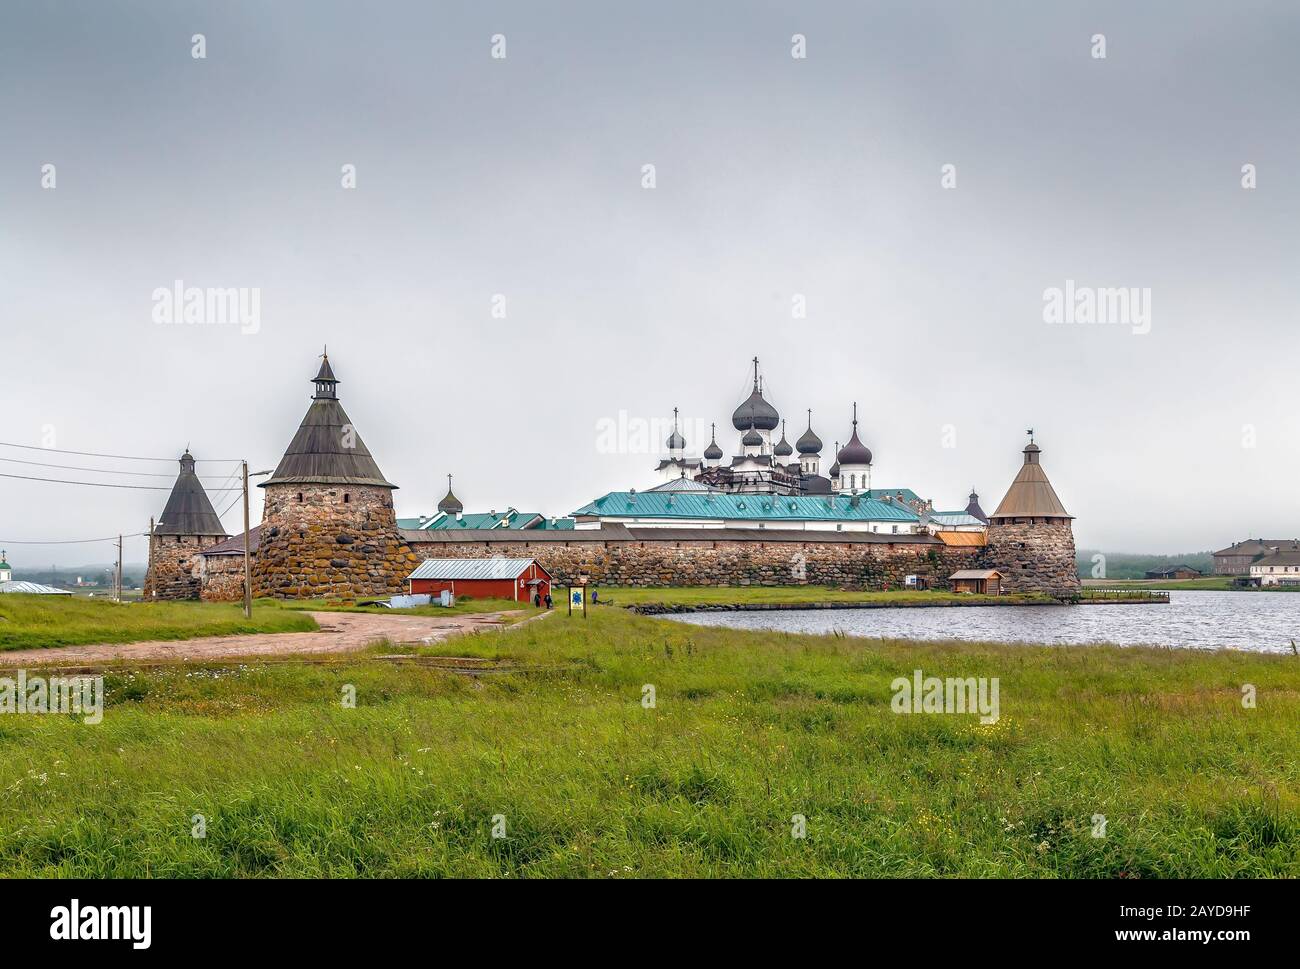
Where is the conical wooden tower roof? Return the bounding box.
[154,451,229,536]
[990,437,1071,520]
[261,354,397,490]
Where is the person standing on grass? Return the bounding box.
[533,591,542,608]
[544,592,553,609]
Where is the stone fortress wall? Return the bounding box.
[401,533,985,591]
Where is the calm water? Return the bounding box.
[663,591,1300,653]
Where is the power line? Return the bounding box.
[0,441,240,463]
[0,471,239,491]
[0,455,235,480]
[0,534,148,545]
[216,491,243,519]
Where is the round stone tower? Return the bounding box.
[143,450,230,599]
[984,433,1080,596]
[253,353,418,600]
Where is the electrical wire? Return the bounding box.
[0,534,146,545]
[0,455,238,480]
[0,471,239,491]
[0,441,239,462]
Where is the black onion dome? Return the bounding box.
[796,410,822,454]
[742,425,763,448]
[837,404,872,465]
[837,433,872,466]
[437,475,463,515]
[703,424,723,460]
[802,474,833,495]
[665,407,686,451]
[774,421,793,457]
[731,389,779,431]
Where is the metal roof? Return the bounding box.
[408,557,545,581]
[646,477,720,493]
[202,526,262,557]
[400,525,940,546]
[865,488,921,503]
[936,531,986,547]
[154,452,230,536]
[1214,539,1299,557]
[0,580,73,595]
[929,512,983,527]
[571,491,919,523]
[1252,551,1300,568]
[400,509,563,531]
[950,569,1002,580]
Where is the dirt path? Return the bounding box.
[0,610,530,667]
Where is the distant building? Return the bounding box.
[398,476,575,531]
[1249,549,1300,587]
[1213,539,1300,576]
[0,553,73,595]
[1144,566,1202,580]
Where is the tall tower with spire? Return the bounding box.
[984,431,1080,595]
[143,450,230,599]
[253,352,418,599]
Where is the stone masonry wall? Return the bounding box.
[252,484,419,599]
[404,537,983,591]
[984,520,1080,595]
[144,534,225,600]
[196,554,246,602]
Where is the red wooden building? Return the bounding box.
[407,557,552,602]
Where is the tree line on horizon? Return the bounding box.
[1075,549,1214,579]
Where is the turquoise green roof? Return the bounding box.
[399,510,575,531]
[571,491,919,524]
[865,488,924,505]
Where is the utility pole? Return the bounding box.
[116,534,123,602]
[242,460,252,619]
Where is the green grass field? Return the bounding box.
[0,596,318,651]
[1083,577,1239,592]
[1,605,1295,877]
[597,586,1053,608]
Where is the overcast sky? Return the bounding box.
[2,1,1298,566]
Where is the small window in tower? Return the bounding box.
[343,494,350,504]
[297,493,303,503]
